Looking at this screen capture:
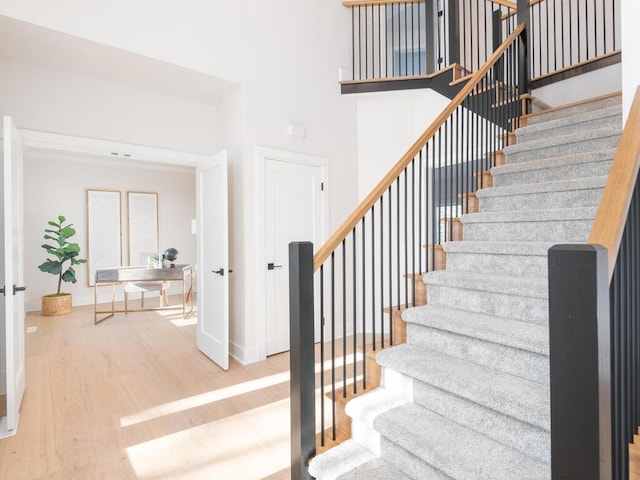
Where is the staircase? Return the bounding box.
[308,93,623,479]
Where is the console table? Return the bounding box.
[94,264,194,324]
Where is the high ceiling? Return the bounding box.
[0,15,238,106]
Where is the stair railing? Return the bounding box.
[290,22,527,479]
[344,0,517,81]
[503,0,621,88]
[548,87,640,480]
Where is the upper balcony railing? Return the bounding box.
[345,0,621,90]
[345,0,517,81]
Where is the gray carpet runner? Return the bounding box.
[308,93,622,479]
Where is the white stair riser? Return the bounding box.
[506,134,619,164]
[407,323,549,384]
[446,251,548,277]
[492,160,612,187]
[517,113,622,143]
[412,380,550,463]
[462,218,593,242]
[427,283,548,324]
[478,187,604,212]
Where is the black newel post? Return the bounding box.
[289,241,315,480]
[548,244,612,479]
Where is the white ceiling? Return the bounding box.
[0,15,239,106]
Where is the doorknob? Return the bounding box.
[13,285,27,295]
[267,263,283,270]
[212,268,225,276]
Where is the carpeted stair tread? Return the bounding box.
[376,344,550,430]
[336,458,413,480]
[443,241,552,277]
[442,240,554,256]
[423,270,547,299]
[374,403,550,480]
[503,125,620,163]
[460,206,598,224]
[308,439,375,480]
[476,175,607,198]
[516,105,622,143]
[523,92,621,125]
[403,304,548,355]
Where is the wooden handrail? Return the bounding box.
[343,0,516,8]
[313,23,525,271]
[588,86,640,282]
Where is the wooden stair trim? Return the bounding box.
[340,63,464,86]
[588,87,640,281]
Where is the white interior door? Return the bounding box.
[265,158,324,356]
[196,151,229,370]
[1,116,26,437]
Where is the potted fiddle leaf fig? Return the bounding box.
[38,215,87,316]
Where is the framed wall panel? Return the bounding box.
[127,192,158,266]
[87,189,122,286]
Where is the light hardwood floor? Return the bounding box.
[0,298,291,480]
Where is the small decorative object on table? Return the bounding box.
[163,248,179,268]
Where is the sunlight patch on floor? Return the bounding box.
[169,316,198,327]
[120,371,290,427]
[126,399,290,480]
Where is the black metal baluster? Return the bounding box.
[342,239,347,399]
[397,176,401,312]
[405,2,408,75]
[392,3,396,77]
[569,0,573,65]
[380,197,385,349]
[361,218,366,390]
[359,6,363,79]
[546,0,550,75]
[372,205,376,351]
[352,7,356,80]
[418,150,423,298]
[320,264,325,446]
[593,0,598,57]
[379,4,382,78]
[404,168,409,307]
[411,158,416,306]
[389,185,393,345]
[365,5,369,78]
[603,0,607,54]
[330,252,336,440]
[352,230,357,395]
[538,2,542,77]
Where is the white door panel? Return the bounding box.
[265,159,324,356]
[196,151,229,370]
[1,116,25,437]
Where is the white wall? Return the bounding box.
[532,64,622,109]
[0,59,219,154]
[355,89,451,200]
[23,153,196,311]
[0,1,360,365]
[621,0,640,120]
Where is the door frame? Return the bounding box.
[254,146,329,361]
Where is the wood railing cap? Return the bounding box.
[343,0,516,8]
[588,86,640,282]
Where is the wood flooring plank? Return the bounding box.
[0,299,292,479]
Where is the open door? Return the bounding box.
[1,116,26,437]
[196,151,229,370]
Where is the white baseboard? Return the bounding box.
[0,414,19,439]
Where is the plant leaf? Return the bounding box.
[60,226,75,238]
[58,215,66,223]
[61,267,76,284]
[39,260,62,275]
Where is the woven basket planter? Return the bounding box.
[42,293,72,316]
